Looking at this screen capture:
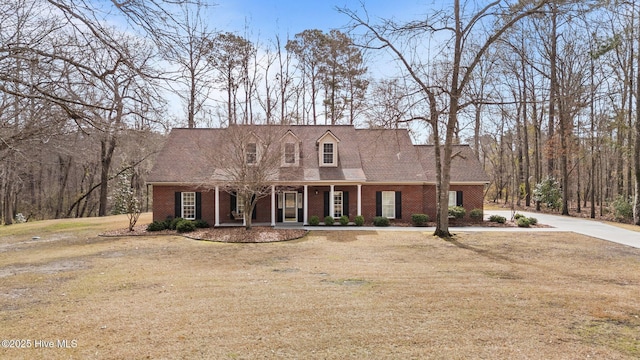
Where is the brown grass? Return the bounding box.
[1,215,640,359]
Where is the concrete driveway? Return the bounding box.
[484,210,640,249]
[302,210,640,249]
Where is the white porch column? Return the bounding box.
[214,186,220,227]
[329,184,335,218]
[357,184,362,216]
[303,185,308,225]
[271,185,276,227]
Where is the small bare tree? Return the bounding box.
[203,125,283,230]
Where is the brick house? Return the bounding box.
[147,125,489,226]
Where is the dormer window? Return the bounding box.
[284,143,296,164]
[280,130,300,167]
[317,130,339,167]
[323,143,335,165]
[246,143,257,164]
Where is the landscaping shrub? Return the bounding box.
[533,177,562,210]
[339,215,349,225]
[193,219,210,228]
[528,217,538,225]
[514,213,525,220]
[373,216,390,227]
[469,209,483,221]
[176,219,196,233]
[448,206,466,219]
[354,215,365,226]
[517,217,531,228]
[411,213,429,226]
[146,221,167,232]
[324,216,335,226]
[611,195,633,221]
[489,215,506,224]
[309,215,320,226]
[169,217,184,230]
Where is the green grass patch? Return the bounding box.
[575,318,640,357]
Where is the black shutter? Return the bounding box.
[174,192,181,218]
[395,191,402,219]
[375,191,382,217]
[195,192,202,219]
[251,194,257,220]
[323,191,330,217]
[456,191,463,207]
[343,191,349,217]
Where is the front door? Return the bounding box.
[284,192,298,222]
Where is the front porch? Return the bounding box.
[212,184,363,227]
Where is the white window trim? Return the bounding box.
[382,191,395,219]
[246,143,257,164]
[237,194,246,214]
[182,192,196,220]
[282,142,298,167]
[334,191,343,218]
[448,191,457,207]
[320,141,337,167]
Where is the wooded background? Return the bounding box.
[2,0,640,225]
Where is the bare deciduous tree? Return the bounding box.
[341,0,549,237]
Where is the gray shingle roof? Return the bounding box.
[415,144,491,183]
[147,125,489,185]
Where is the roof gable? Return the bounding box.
[280,129,300,142]
[316,130,340,144]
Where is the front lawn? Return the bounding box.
[1,215,639,359]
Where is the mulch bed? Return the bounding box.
[100,218,547,243]
[101,226,308,243]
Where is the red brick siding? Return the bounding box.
[422,185,437,220]
[422,184,485,221]
[449,185,485,218]
[360,185,423,223]
[306,186,326,219]
[306,186,358,220]
[152,183,485,225]
[152,185,215,225]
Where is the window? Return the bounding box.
[334,191,343,217]
[246,143,257,164]
[182,192,196,220]
[449,191,462,207]
[284,142,296,164]
[382,191,395,219]
[449,191,457,207]
[323,142,334,165]
[236,194,245,214]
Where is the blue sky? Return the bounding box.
[211,0,427,39]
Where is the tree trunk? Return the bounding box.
[633,11,640,225]
[547,5,558,177]
[434,0,463,238]
[521,45,531,207]
[99,136,117,217]
[559,110,569,216]
[55,155,72,218]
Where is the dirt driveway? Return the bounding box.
[1,216,639,359]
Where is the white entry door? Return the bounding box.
[284,192,298,222]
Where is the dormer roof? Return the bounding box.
[316,129,340,144]
[280,129,301,142]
